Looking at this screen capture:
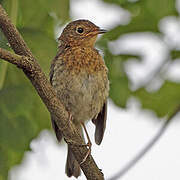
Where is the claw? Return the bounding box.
[80,123,92,164]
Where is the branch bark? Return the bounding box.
[0,5,104,180]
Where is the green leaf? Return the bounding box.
[0,65,51,180]
[48,0,70,22]
[103,0,135,6]
[0,31,10,91]
[0,61,8,90]
[103,0,178,40]
[0,31,9,49]
[20,28,58,74]
[170,50,180,60]
[134,81,180,117]
[16,0,69,31]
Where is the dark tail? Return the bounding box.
[65,124,83,178]
[65,146,81,178]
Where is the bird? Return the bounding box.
[49,19,109,178]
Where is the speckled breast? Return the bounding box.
[51,47,109,123]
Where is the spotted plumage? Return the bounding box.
[50,19,109,178]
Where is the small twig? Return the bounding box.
[108,105,180,180]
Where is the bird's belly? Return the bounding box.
[52,70,108,123]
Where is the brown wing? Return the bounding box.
[51,115,63,142]
[92,102,107,145]
[49,45,71,142]
[49,52,63,142]
[49,44,67,84]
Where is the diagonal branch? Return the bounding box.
[0,5,104,180]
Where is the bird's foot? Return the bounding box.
[62,111,73,131]
[79,122,92,164]
[68,112,73,123]
[80,141,92,164]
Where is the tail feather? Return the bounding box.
[51,114,83,178]
[65,146,81,178]
[65,124,83,178]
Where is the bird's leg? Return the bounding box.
[68,112,73,123]
[80,122,92,164]
[64,117,91,164]
[61,111,73,131]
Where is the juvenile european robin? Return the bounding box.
[50,19,109,178]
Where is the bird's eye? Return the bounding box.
[76,27,84,34]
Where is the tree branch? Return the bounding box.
[0,48,27,67]
[0,5,104,180]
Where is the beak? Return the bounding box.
[87,28,107,37]
[98,29,107,34]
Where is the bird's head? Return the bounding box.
[58,19,106,48]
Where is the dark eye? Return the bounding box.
[76,27,84,34]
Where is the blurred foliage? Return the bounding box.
[0,0,180,179]
[134,81,180,117]
[0,0,69,179]
[103,0,178,40]
[100,0,180,116]
[171,50,180,59]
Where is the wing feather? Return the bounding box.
[92,102,107,145]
